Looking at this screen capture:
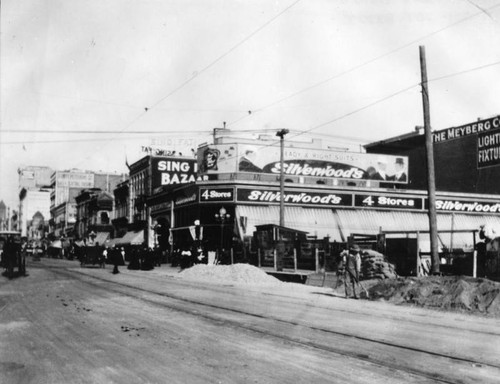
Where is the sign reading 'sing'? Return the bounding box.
[152,157,206,188]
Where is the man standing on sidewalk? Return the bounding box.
[344,244,362,299]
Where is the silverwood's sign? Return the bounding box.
[236,188,353,207]
[430,199,500,213]
[198,144,409,183]
[233,188,500,214]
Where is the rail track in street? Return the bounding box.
[40,263,500,384]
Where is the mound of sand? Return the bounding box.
[179,264,283,286]
[368,276,500,317]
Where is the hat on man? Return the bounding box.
[349,244,361,253]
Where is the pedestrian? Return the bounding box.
[101,247,108,268]
[334,250,347,290]
[344,244,362,299]
[112,247,125,274]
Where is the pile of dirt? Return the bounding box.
[368,276,500,317]
[361,250,397,280]
[179,264,283,286]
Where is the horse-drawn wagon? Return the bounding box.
[0,231,26,277]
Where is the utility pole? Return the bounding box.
[276,129,289,227]
[419,45,440,275]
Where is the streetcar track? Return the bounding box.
[47,266,499,384]
[31,262,500,337]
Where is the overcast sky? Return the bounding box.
[1,0,499,208]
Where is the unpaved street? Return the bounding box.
[1,259,500,384]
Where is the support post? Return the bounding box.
[293,248,297,272]
[419,45,440,275]
[315,248,319,273]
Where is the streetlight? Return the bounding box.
[214,207,230,263]
[276,129,289,227]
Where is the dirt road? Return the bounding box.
[1,259,499,383]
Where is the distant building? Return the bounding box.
[0,200,7,230]
[18,188,51,237]
[74,188,114,245]
[49,170,125,239]
[17,166,53,237]
[18,166,53,190]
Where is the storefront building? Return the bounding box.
[147,132,500,278]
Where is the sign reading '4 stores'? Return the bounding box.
[355,194,423,210]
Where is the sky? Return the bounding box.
[1,0,499,209]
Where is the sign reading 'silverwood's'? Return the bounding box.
[236,188,353,207]
[198,144,409,183]
[231,187,500,214]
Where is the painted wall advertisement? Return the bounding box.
[198,144,409,183]
[432,115,500,170]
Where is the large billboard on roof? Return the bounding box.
[197,144,408,183]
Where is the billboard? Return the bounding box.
[198,144,409,183]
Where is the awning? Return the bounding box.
[334,209,500,251]
[93,232,110,246]
[115,231,144,246]
[235,205,343,241]
[235,205,500,251]
[49,240,62,249]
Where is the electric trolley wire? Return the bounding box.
[69,0,302,168]
[197,59,500,164]
[227,2,500,128]
[2,60,498,147]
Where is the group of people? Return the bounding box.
[127,246,162,271]
[171,247,207,269]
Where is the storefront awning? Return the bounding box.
[235,205,343,241]
[334,209,500,251]
[93,232,110,246]
[114,231,144,246]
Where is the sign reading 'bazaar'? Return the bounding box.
[152,157,207,188]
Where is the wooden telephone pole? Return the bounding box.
[419,46,440,275]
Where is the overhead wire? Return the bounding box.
[71,0,302,168]
[227,2,500,128]
[203,59,500,164]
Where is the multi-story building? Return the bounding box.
[111,179,130,239]
[0,201,7,230]
[74,188,114,245]
[49,170,125,239]
[18,188,51,238]
[17,166,53,237]
[144,126,500,279]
